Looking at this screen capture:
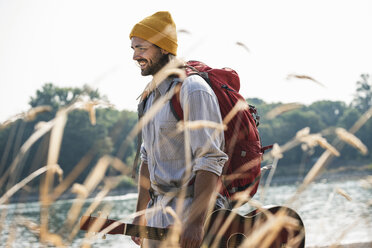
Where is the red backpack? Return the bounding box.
[170,61,271,200]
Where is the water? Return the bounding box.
[1,179,371,248]
[242,179,372,247]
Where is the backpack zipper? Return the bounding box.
[221,84,235,92]
[221,84,236,107]
[222,84,261,127]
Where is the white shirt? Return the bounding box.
[139,74,228,228]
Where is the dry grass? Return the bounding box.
[0,105,52,130]
[335,188,352,201]
[0,56,371,248]
[266,103,303,119]
[286,74,326,88]
[335,128,368,155]
[177,120,227,132]
[0,164,62,205]
[235,41,251,53]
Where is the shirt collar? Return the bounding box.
[157,77,175,96]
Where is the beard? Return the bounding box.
[140,52,170,76]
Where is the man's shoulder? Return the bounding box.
[180,74,213,95]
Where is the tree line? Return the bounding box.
[0,74,371,195]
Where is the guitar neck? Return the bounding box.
[80,207,306,248]
[80,216,168,240]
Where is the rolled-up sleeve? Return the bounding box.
[180,76,228,176]
[140,142,148,164]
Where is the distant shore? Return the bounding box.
[5,186,138,204]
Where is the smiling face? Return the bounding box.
[131,36,170,76]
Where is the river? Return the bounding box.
[1,177,371,247]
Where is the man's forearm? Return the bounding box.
[136,161,151,213]
[131,162,150,244]
[187,170,219,225]
[179,170,219,248]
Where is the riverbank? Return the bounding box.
[5,185,138,204]
[264,159,372,186]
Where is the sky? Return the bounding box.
[1,0,372,123]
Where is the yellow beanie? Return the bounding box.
[129,11,178,55]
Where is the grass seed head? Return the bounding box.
[270,143,283,159]
[236,41,250,53]
[296,127,311,139]
[25,106,52,121]
[286,73,326,87]
[335,128,368,155]
[266,103,303,119]
[316,136,340,157]
[335,187,352,201]
[71,183,89,198]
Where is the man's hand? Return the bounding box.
[179,170,218,248]
[180,222,204,248]
[131,215,146,245]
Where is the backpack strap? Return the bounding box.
[169,71,210,122]
[249,105,260,127]
[261,144,273,153]
[132,78,182,178]
[169,80,184,121]
[131,97,148,178]
[131,132,142,178]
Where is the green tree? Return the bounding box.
[338,108,362,130]
[94,108,138,164]
[0,83,126,195]
[357,118,372,160]
[308,101,347,127]
[29,83,105,113]
[59,109,114,182]
[352,74,372,113]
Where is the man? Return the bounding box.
[129,11,228,248]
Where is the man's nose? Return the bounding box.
[133,50,141,61]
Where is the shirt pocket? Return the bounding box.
[157,121,185,161]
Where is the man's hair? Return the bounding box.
[155,52,175,74]
[155,43,175,66]
[165,53,175,63]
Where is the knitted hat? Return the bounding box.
[129,11,178,55]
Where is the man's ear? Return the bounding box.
[161,49,169,55]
